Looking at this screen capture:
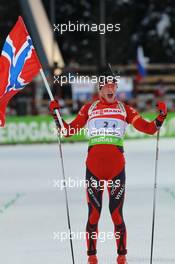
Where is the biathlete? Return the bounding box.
[50,78,167,264]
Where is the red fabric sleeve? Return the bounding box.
[133,117,157,135]
[63,103,91,137]
[124,103,157,135]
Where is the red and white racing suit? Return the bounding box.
[63,97,158,256]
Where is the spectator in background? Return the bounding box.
[166,98,174,112]
[60,79,73,114]
[92,85,99,101]
[67,58,80,73]
[145,99,154,112]
[154,79,167,100]
[52,76,72,115]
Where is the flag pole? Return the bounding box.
[39,68,75,264]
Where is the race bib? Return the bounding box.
[88,118,127,138]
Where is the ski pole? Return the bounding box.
[40,68,75,264]
[150,130,160,264]
[108,62,115,77]
[108,62,120,77]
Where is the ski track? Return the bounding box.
[0,138,175,264]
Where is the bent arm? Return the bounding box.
[62,103,90,137]
[132,116,157,135]
[125,104,158,135]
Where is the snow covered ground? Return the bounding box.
[0,138,175,264]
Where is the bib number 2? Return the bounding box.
[95,119,118,130]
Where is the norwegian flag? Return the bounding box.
[0,16,41,127]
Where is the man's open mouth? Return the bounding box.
[107,93,113,98]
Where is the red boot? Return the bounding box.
[87,255,98,264]
[117,255,127,264]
